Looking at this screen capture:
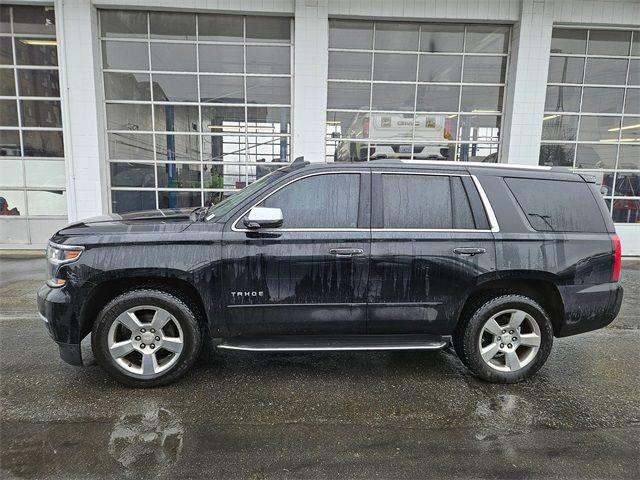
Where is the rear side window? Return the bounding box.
[262,173,360,228]
[505,177,607,232]
[381,174,476,229]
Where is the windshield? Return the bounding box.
[205,170,284,221]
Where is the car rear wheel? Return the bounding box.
[453,294,553,383]
[92,289,202,387]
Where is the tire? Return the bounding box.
[453,294,553,383]
[92,288,202,388]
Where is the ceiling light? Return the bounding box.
[607,123,640,132]
[19,39,57,46]
[543,115,559,121]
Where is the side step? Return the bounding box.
[217,334,449,352]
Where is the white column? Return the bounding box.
[292,0,329,163]
[501,0,554,166]
[55,0,106,221]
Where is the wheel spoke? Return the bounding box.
[151,309,172,330]
[509,310,527,330]
[483,318,503,336]
[505,351,522,371]
[161,337,183,354]
[116,311,142,332]
[141,352,158,375]
[520,333,541,347]
[110,340,134,358]
[480,342,500,362]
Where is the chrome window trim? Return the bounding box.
[471,175,500,233]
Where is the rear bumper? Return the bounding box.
[556,282,623,337]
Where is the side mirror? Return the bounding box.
[243,207,283,229]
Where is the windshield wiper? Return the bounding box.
[528,213,555,231]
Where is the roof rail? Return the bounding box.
[397,159,553,171]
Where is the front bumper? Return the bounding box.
[37,284,83,366]
[556,282,624,337]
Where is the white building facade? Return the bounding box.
[1,0,639,253]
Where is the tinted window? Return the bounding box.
[381,174,475,229]
[262,174,360,228]
[505,177,607,233]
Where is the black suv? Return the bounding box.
[38,159,623,387]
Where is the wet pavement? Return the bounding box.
[0,257,639,479]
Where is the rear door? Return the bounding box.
[367,168,497,335]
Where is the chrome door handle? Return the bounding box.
[330,248,364,257]
[453,247,487,256]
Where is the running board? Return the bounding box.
[217,334,449,352]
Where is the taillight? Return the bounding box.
[611,233,621,282]
[362,117,369,138]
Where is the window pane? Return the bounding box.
[327,82,370,110]
[618,145,640,170]
[373,53,417,81]
[150,12,195,40]
[110,162,155,187]
[460,86,503,112]
[328,51,372,80]
[458,115,501,141]
[463,56,506,83]
[246,46,290,74]
[247,106,290,134]
[581,87,624,114]
[326,111,367,139]
[372,83,415,110]
[0,100,18,126]
[200,75,244,103]
[420,24,464,53]
[612,199,640,223]
[0,160,23,187]
[155,134,200,162]
[382,175,451,229]
[157,163,202,188]
[20,100,62,127]
[106,103,152,131]
[150,43,196,72]
[198,14,243,42]
[625,89,639,115]
[111,190,155,213]
[102,41,148,70]
[416,85,460,112]
[0,130,20,156]
[24,160,65,188]
[108,132,154,160]
[544,86,581,112]
[1,38,13,65]
[578,116,621,142]
[246,77,290,104]
[456,143,499,162]
[0,190,25,215]
[418,55,462,82]
[547,56,584,84]
[550,29,586,54]
[0,6,10,34]
[103,72,150,101]
[541,114,578,141]
[17,69,60,97]
[585,58,628,85]
[619,118,640,143]
[451,176,476,229]
[13,6,56,35]
[23,130,63,157]
[465,25,509,53]
[613,172,640,196]
[158,190,201,209]
[154,105,199,132]
[539,143,575,167]
[588,30,631,56]
[199,45,244,73]
[152,74,197,102]
[0,69,15,95]
[329,20,373,50]
[100,10,147,38]
[246,17,290,43]
[375,23,419,51]
[203,164,245,190]
[201,106,245,133]
[262,174,359,228]
[14,40,58,66]
[628,60,639,86]
[202,135,245,162]
[575,143,617,169]
[247,136,289,162]
[26,190,66,216]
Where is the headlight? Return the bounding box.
[46,242,84,287]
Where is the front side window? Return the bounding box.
[381,174,475,229]
[261,174,360,228]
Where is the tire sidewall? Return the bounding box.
[92,289,201,387]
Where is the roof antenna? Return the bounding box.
[292,156,305,164]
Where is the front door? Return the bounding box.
[221,170,371,336]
